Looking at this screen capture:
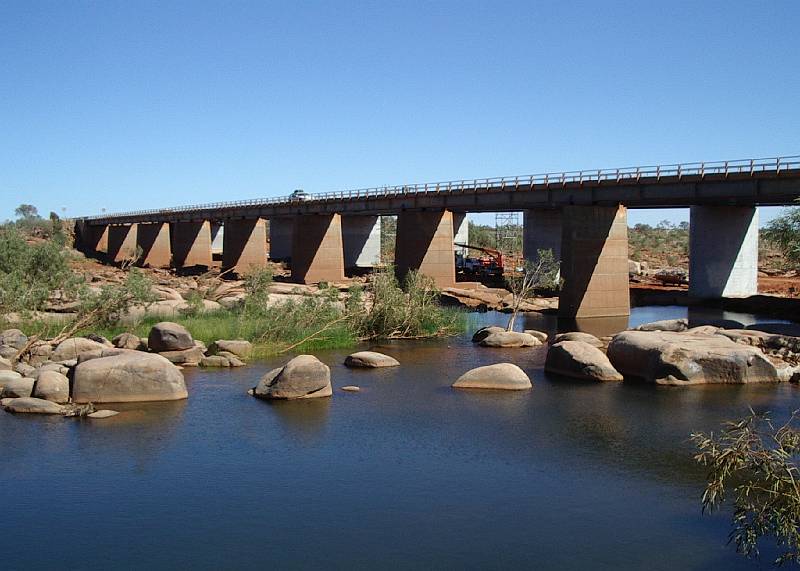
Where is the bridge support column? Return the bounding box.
[523,209,562,263]
[291,214,345,284]
[223,218,268,274]
[108,224,138,264]
[78,223,109,255]
[342,216,381,269]
[171,221,213,269]
[269,217,294,261]
[559,205,629,318]
[689,206,758,298]
[395,210,456,288]
[136,222,171,268]
[453,213,469,256]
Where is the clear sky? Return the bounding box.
[1,1,798,226]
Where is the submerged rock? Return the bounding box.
[341,386,360,392]
[607,330,781,385]
[3,397,64,415]
[250,355,332,400]
[88,410,119,419]
[479,331,541,348]
[344,351,400,368]
[148,322,194,352]
[73,351,187,403]
[545,341,623,382]
[452,363,532,390]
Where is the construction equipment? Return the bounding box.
[454,243,505,280]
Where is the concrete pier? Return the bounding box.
[269,217,294,261]
[222,218,268,274]
[689,206,759,298]
[171,221,213,269]
[342,216,381,269]
[136,222,171,268]
[453,213,469,256]
[559,205,630,318]
[108,224,138,263]
[291,214,345,284]
[395,210,456,287]
[80,223,109,255]
[523,209,562,262]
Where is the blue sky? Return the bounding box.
[1,0,798,226]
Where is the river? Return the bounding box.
[2,306,798,569]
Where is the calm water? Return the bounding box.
[2,306,798,570]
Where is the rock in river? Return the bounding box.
[479,331,541,348]
[147,322,194,352]
[452,363,532,390]
[73,351,188,403]
[344,351,400,368]
[3,397,64,415]
[0,377,35,398]
[250,355,332,400]
[545,341,623,382]
[471,326,506,343]
[553,332,605,348]
[209,340,253,359]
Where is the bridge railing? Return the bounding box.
[81,154,800,220]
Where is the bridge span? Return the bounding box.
[75,155,800,318]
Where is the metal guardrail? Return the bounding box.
[81,155,800,221]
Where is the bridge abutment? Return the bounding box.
[559,205,630,318]
[291,214,345,284]
[342,215,381,269]
[171,221,213,269]
[523,209,562,263]
[395,210,456,288]
[136,222,171,268]
[689,206,758,298]
[107,224,138,264]
[222,218,268,275]
[269,217,294,261]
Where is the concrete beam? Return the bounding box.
[395,210,456,288]
[559,205,630,318]
[689,206,758,298]
[342,215,381,268]
[171,221,212,269]
[136,222,171,268]
[107,224,138,264]
[453,213,469,256]
[291,214,345,284]
[523,209,562,263]
[269,217,294,261]
[223,218,268,275]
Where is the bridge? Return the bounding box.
[74,155,800,319]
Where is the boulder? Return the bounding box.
[628,260,642,275]
[32,371,70,403]
[471,326,506,343]
[86,333,113,347]
[685,325,719,336]
[250,355,332,400]
[147,322,194,352]
[0,346,19,360]
[545,341,623,381]
[3,397,63,415]
[341,386,360,392]
[200,355,234,368]
[88,410,119,419]
[452,363,532,390]
[0,356,11,371]
[1,377,35,398]
[51,337,107,362]
[209,339,253,359]
[77,347,127,364]
[14,362,36,377]
[27,342,53,366]
[607,330,781,385]
[524,330,549,343]
[217,351,245,367]
[72,352,187,403]
[112,332,143,350]
[479,331,541,348]
[0,328,28,350]
[634,318,689,332]
[553,332,605,348]
[344,351,400,368]
[158,345,204,366]
[36,362,70,377]
[0,370,22,391]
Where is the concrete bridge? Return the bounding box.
[74,155,800,319]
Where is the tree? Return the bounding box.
[763,207,800,267]
[504,249,559,331]
[691,410,800,565]
[14,204,40,220]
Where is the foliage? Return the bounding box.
[691,410,800,565]
[72,268,156,330]
[628,220,689,265]
[505,249,560,331]
[241,266,273,315]
[763,207,800,268]
[14,204,40,220]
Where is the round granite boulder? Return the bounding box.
[545,341,623,382]
[3,397,64,415]
[452,363,532,390]
[51,337,107,362]
[250,355,332,400]
[147,322,194,352]
[32,370,70,403]
[344,351,400,368]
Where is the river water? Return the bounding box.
[2,306,799,570]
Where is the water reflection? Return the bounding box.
[257,397,331,443]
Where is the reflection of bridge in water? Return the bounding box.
[74,155,800,319]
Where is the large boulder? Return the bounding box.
[51,337,107,362]
[158,345,205,366]
[553,332,605,348]
[479,331,541,348]
[250,355,332,400]
[344,351,400,368]
[0,329,28,350]
[1,377,35,398]
[452,363,532,390]
[471,326,506,343]
[607,331,781,385]
[112,332,144,350]
[147,322,194,352]
[545,341,623,382]
[72,351,187,403]
[3,397,64,415]
[209,340,252,359]
[32,371,70,403]
[0,370,22,392]
[0,356,11,371]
